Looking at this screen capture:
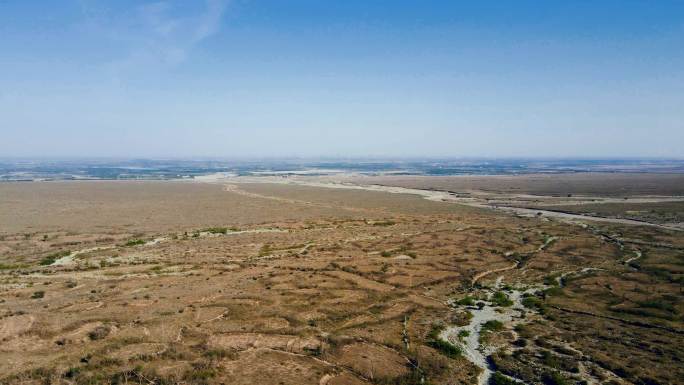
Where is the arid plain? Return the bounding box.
[1,175,683,385]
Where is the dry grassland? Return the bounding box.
[1,180,682,385]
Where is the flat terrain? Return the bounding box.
[1,177,683,385]
[336,173,684,197]
[309,173,684,228]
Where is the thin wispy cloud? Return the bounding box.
[80,0,228,80]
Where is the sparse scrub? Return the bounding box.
[39,250,70,265]
[202,227,228,234]
[491,291,513,307]
[543,287,564,297]
[124,239,145,247]
[521,294,544,310]
[481,320,504,333]
[0,263,27,270]
[425,323,461,358]
[202,348,237,361]
[491,372,518,385]
[88,325,110,340]
[541,370,569,385]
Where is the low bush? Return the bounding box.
[88,325,110,340]
[425,324,461,358]
[522,296,543,309]
[372,220,396,227]
[491,291,513,307]
[203,227,228,234]
[541,371,569,385]
[481,320,504,333]
[491,372,518,385]
[39,250,71,265]
[124,239,145,247]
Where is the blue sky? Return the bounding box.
[1,0,683,158]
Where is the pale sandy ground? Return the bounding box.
[192,174,684,230]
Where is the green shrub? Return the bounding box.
[637,299,676,313]
[541,371,569,385]
[481,320,504,333]
[0,263,26,270]
[522,296,543,309]
[88,326,110,340]
[31,291,45,299]
[203,227,228,234]
[39,250,70,265]
[491,291,513,307]
[183,361,218,382]
[427,338,461,358]
[203,348,237,360]
[124,239,145,247]
[457,296,476,306]
[543,287,564,297]
[425,324,461,358]
[491,372,518,385]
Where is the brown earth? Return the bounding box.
[0,178,682,385]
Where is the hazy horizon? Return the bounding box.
[2,1,683,158]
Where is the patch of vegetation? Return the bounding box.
[542,287,564,297]
[183,360,219,383]
[88,325,110,340]
[611,306,677,320]
[0,263,28,270]
[124,239,145,247]
[521,295,544,310]
[491,372,518,385]
[427,338,461,359]
[380,250,392,258]
[543,273,561,286]
[425,324,461,358]
[451,310,473,326]
[372,220,396,227]
[202,227,228,234]
[375,364,426,385]
[491,291,513,307]
[40,250,71,265]
[542,235,557,249]
[31,290,45,299]
[258,244,272,257]
[539,350,579,373]
[541,371,569,385]
[481,320,504,333]
[636,299,677,313]
[202,348,237,361]
[457,296,476,306]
